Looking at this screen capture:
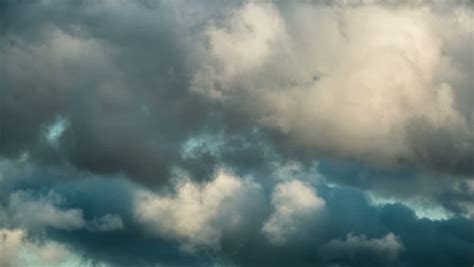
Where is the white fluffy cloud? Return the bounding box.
[134,169,262,251]
[262,180,325,245]
[193,1,473,168]
[0,228,92,267]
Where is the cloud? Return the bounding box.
[6,190,124,233]
[321,232,404,262]
[134,169,262,251]
[1,160,473,267]
[192,2,286,99]
[0,228,93,267]
[262,180,325,245]
[193,1,474,175]
[2,0,469,193]
[0,228,23,267]
[86,214,124,232]
[1,1,474,267]
[1,0,215,186]
[8,191,86,231]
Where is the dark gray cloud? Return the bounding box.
[1,0,224,186]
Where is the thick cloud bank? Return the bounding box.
[193,1,474,174]
[1,1,474,267]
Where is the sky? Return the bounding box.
[0,0,473,266]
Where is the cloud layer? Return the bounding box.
[1,1,473,267]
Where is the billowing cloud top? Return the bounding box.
[0,1,473,267]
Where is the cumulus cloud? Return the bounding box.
[1,1,474,266]
[6,190,124,233]
[192,2,286,99]
[193,1,474,174]
[321,232,404,262]
[262,180,325,244]
[1,0,472,195]
[1,159,473,267]
[8,191,86,231]
[135,169,262,251]
[0,228,91,267]
[0,228,23,267]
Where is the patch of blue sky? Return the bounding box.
[181,134,225,158]
[44,115,69,147]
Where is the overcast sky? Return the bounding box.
[1,1,473,266]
